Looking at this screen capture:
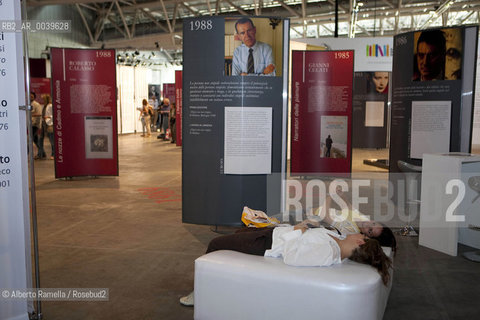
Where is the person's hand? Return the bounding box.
[263,64,275,75]
[294,223,308,233]
[294,220,316,233]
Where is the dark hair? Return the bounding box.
[31,92,36,99]
[417,30,446,55]
[350,239,392,286]
[235,18,255,33]
[371,225,397,256]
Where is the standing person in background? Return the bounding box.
[157,98,165,133]
[160,98,170,140]
[151,96,159,132]
[30,92,46,159]
[169,102,176,144]
[138,106,146,136]
[42,94,55,160]
[142,99,153,137]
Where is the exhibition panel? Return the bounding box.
[51,48,119,178]
[163,83,175,104]
[389,26,479,172]
[290,50,354,174]
[175,70,183,146]
[4,1,480,319]
[352,71,390,149]
[182,16,289,225]
[294,37,393,151]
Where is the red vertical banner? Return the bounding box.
[291,50,354,174]
[175,71,182,146]
[51,48,118,178]
[162,83,175,103]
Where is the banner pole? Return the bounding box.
[21,0,42,319]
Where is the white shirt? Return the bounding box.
[31,100,43,127]
[264,226,343,267]
[232,41,275,76]
[44,103,53,126]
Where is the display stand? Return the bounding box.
[419,153,480,256]
[182,17,289,226]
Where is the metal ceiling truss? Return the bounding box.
[28,0,480,62]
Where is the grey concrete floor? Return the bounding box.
[32,135,480,320]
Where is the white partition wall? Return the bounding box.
[134,67,149,133]
[116,66,149,134]
[117,66,136,133]
[0,1,31,320]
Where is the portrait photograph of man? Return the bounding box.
[224,17,283,77]
[412,27,463,81]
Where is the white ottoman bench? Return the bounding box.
[194,248,393,320]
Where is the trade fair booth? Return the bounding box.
[3,2,480,319]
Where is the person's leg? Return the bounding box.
[37,124,46,158]
[32,126,40,159]
[32,126,39,149]
[162,114,169,139]
[206,227,273,256]
[145,116,151,136]
[155,110,160,131]
[171,123,176,143]
[32,126,42,158]
[141,117,146,136]
[235,226,270,233]
[159,114,164,133]
[48,131,55,158]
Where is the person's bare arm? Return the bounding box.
[293,221,309,233]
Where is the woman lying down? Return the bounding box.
[179,221,393,307]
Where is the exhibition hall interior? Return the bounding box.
[2,1,480,320]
